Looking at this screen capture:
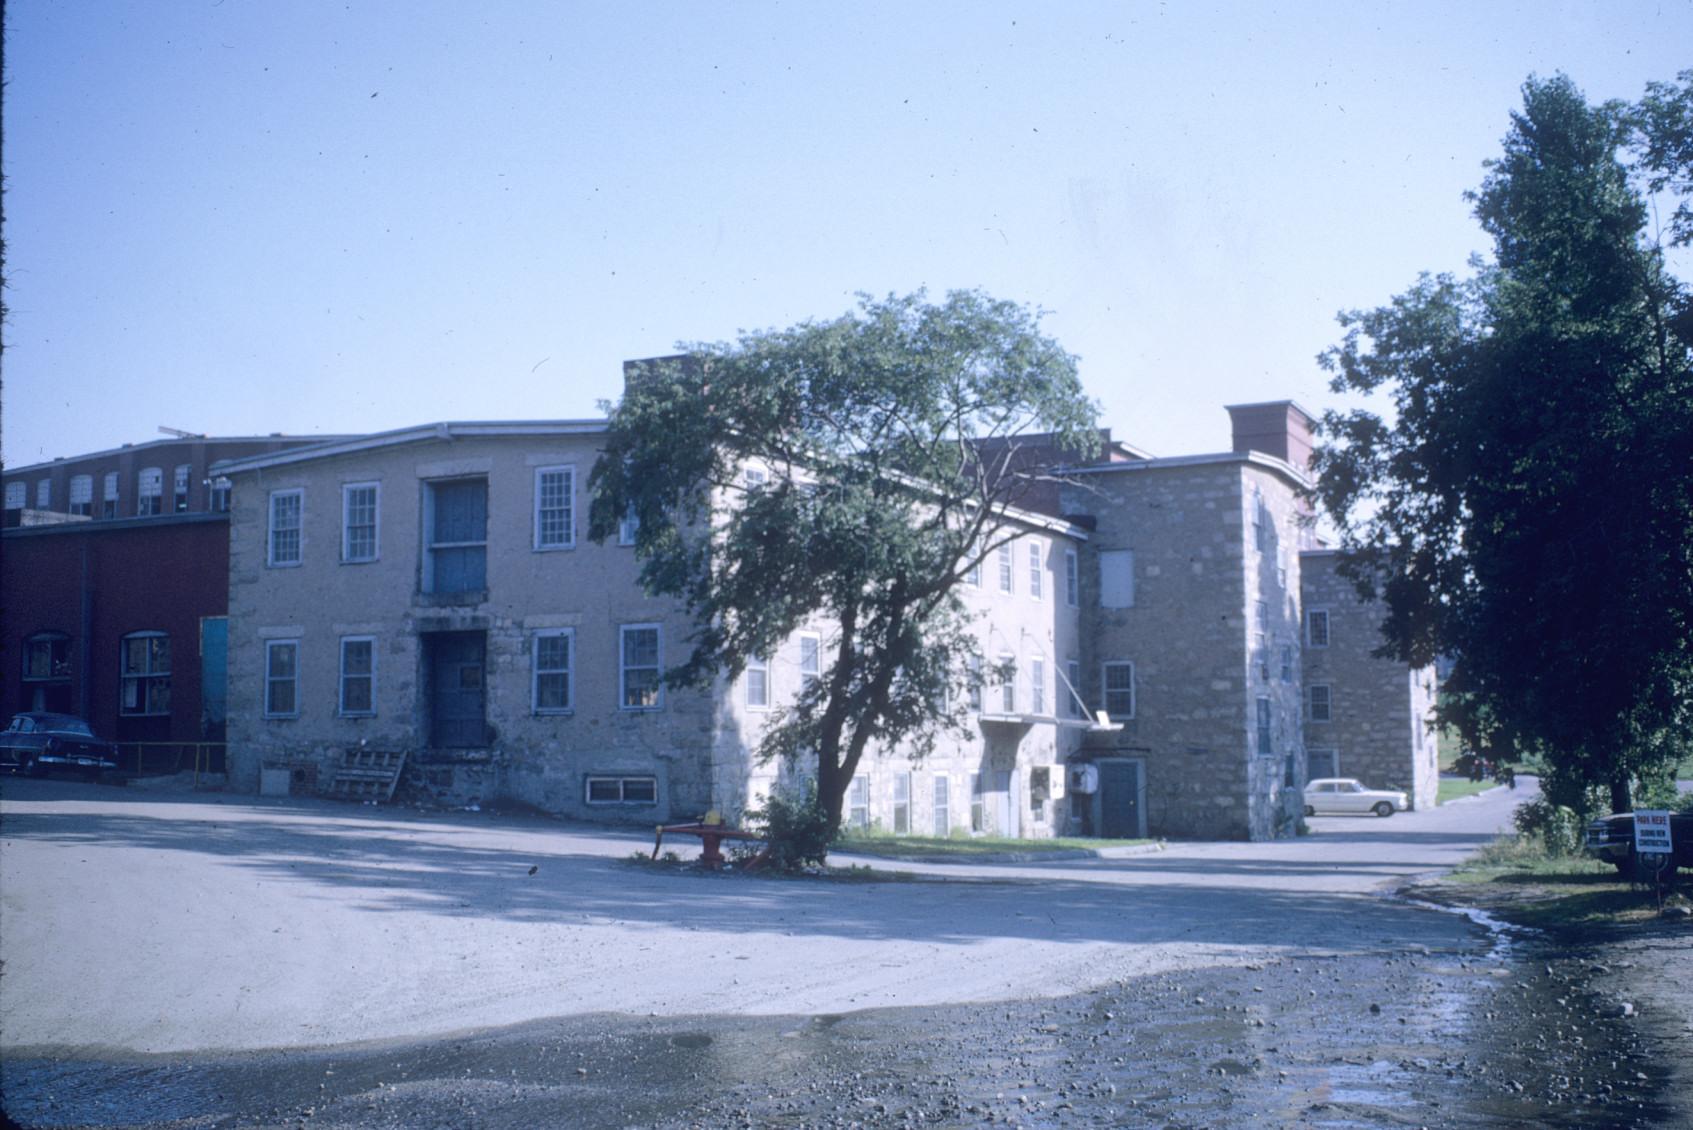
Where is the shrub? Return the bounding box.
[1512,797,1586,857]
[743,781,836,871]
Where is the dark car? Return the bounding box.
[0,712,119,777]
[1584,810,1693,878]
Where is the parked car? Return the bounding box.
[1583,811,1693,877]
[1303,777,1407,818]
[0,712,119,777]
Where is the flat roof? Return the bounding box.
[4,434,358,477]
[1065,448,1312,489]
[213,420,610,475]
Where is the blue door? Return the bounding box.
[1099,759,1142,838]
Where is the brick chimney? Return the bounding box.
[1224,401,1316,474]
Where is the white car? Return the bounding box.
[1303,777,1407,818]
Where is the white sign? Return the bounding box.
[1633,810,1674,855]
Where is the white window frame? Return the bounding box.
[617,503,639,546]
[847,776,871,830]
[745,654,770,710]
[1100,549,1135,608]
[341,482,380,564]
[1256,695,1274,756]
[998,653,1017,714]
[619,623,663,710]
[1030,657,1046,716]
[173,464,191,512]
[893,771,912,834]
[268,489,304,567]
[1306,608,1330,648]
[532,629,574,714]
[1065,549,1079,607]
[265,639,300,719]
[997,542,1014,595]
[137,467,163,516]
[1027,540,1044,600]
[338,636,376,717]
[69,474,93,516]
[4,482,24,511]
[533,465,576,551]
[585,775,657,805]
[932,774,951,835]
[1102,661,1135,720]
[798,632,821,691]
[36,479,52,509]
[119,631,171,716]
[1067,659,1083,718]
[1308,683,1332,723]
[966,654,983,713]
[964,546,982,588]
[102,472,120,518]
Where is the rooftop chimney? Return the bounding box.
[1224,401,1316,473]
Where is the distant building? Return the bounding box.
[1,435,347,764]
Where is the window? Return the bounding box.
[120,632,171,715]
[534,466,575,550]
[997,542,1014,594]
[618,503,640,546]
[24,633,73,681]
[265,640,299,717]
[4,482,23,512]
[998,654,1016,714]
[173,465,191,512]
[847,776,870,830]
[745,654,770,709]
[1028,541,1043,600]
[137,468,163,516]
[586,776,657,805]
[342,483,379,563]
[970,773,986,833]
[532,630,574,713]
[1256,696,1273,756]
[425,478,488,593]
[102,472,120,519]
[1030,657,1046,715]
[966,654,983,712]
[1100,549,1135,608]
[1252,488,1269,552]
[1102,661,1135,720]
[1309,684,1332,723]
[210,477,231,513]
[1256,600,1269,633]
[892,771,912,834]
[964,547,982,588]
[620,624,662,709]
[36,479,51,509]
[932,774,950,835]
[1306,608,1330,648]
[69,475,93,516]
[798,633,820,690]
[1065,549,1079,607]
[744,466,767,491]
[339,637,375,715]
[1280,645,1294,683]
[1309,748,1339,779]
[268,489,303,566]
[1067,660,1083,718]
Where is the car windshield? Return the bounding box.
[6,716,31,733]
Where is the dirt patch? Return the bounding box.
[6,927,1685,1129]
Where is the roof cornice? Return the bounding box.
[212,420,610,475]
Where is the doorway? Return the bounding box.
[1098,758,1145,838]
[424,632,486,748]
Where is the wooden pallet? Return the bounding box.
[324,748,407,803]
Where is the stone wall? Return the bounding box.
[1300,551,1439,809]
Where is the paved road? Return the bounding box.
[0,776,1527,1056]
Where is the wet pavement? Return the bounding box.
[4,919,1685,1129]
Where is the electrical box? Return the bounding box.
[1067,763,1099,794]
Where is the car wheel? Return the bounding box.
[1635,851,1676,882]
[1372,801,1394,818]
[1303,805,1315,817]
[21,754,41,778]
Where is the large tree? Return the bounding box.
[587,290,1099,834]
[1313,75,1693,812]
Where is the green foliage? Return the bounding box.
[1511,798,1587,857]
[1314,74,1693,812]
[743,782,837,871]
[587,290,1099,828]
[1630,69,1693,246]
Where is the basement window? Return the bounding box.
[584,775,657,805]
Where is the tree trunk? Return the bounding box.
[1610,773,1633,815]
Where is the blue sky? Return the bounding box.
[5,1,1690,467]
